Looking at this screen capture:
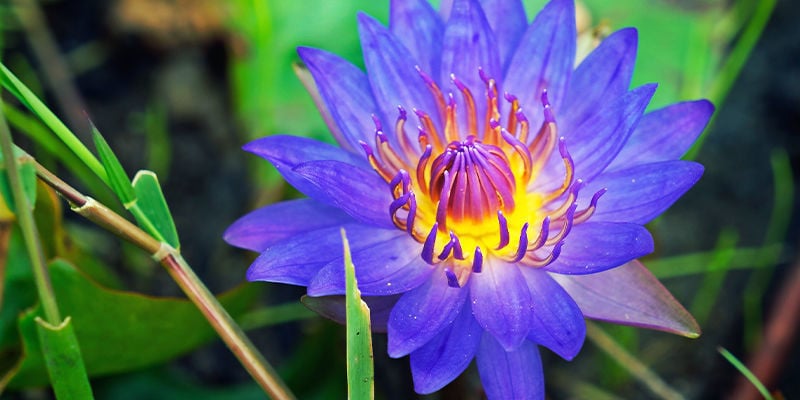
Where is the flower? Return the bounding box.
[225,0,712,398]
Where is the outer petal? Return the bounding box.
[246,224,399,286]
[545,222,654,275]
[440,0,501,104]
[390,0,444,75]
[522,268,585,361]
[300,294,400,333]
[562,28,638,133]
[583,160,704,224]
[358,13,442,135]
[536,84,656,191]
[504,0,575,131]
[478,0,527,71]
[551,260,701,337]
[470,260,532,350]
[477,335,544,400]
[609,99,715,171]
[297,47,380,151]
[308,235,434,296]
[292,160,394,228]
[409,301,482,394]
[243,135,366,203]
[224,199,351,252]
[387,268,469,357]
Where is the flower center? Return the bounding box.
[360,68,605,287]
[428,138,515,223]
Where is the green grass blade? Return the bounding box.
[0,63,107,183]
[717,347,774,400]
[130,171,180,249]
[91,124,136,205]
[34,316,95,400]
[341,229,374,400]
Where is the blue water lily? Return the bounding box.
[226,0,711,397]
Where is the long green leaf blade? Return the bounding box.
[34,316,95,400]
[91,124,136,205]
[342,229,373,400]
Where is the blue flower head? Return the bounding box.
[226,0,712,397]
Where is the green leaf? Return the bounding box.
[341,229,373,400]
[2,259,258,389]
[91,124,136,205]
[35,316,94,399]
[131,170,179,249]
[718,347,775,400]
[0,63,107,182]
[0,146,37,214]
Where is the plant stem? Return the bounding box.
[586,322,684,400]
[35,161,296,400]
[0,99,61,324]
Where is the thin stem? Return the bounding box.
[586,322,685,400]
[35,161,296,400]
[0,99,61,324]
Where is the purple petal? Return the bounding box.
[300,294,400,333]
[536,84,656,191]
[243,135,367,202]
[440,0,453,19]
[477,335,544,400]
[478,0,527,71]
[292,160,394,228]
[308,235,433,296]
[390,0,444,75]
[545,222,654,275]
[246,224,399,286]
[562,28,638,133]
[440,0,501,102]
[358,13,442,133]
[409,301,482,394]
[521,269,585,361]
[551,260,701,337]
[297,47,380,151]
[224,199,351,252]
[583,160,704,224]
[609,99,715,171]
[470,260,532,350]
[504,0,575,132]
[387,268,469,357]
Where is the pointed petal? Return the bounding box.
[551,260,701,337]
[477,335,544,400]
[537,84,656,191]
[224,199,351,252]
[246,224,399,286]
[297,47,380,151]
[292,160,394,228]
[478,0,527,71]
[358,13,441,133]
[504,0,575,131]
[440,0,501,101]
[609,99,715,170]
[470,260,532,350]
[440,0,454,19]
[583,160,704,224]
[387,269,469,357]
[390,0,444,75]
[300,294,401,333]
[563,28,638,133]
[308,235,433,296]
[243,135,367,203]
[409,301,482,394]
[522,269,585,360]
[545,222,654,275]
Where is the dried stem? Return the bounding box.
[35,162,296,400]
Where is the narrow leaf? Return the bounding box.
[34,316,95,399]
[91,124,136,205]
[131,170,180,249]
[342,229,374,400]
